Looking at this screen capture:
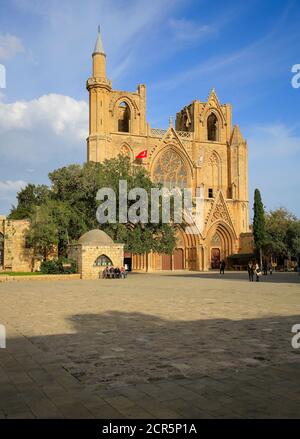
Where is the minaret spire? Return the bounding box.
[92,25,107,78]
[93,25,105,55]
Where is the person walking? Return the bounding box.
[263,261,268,276]
[220,260,225,275]
[255,262,262,282]
[268,261,273,275]
[247,261,254,282]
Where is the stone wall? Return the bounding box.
[0,274,80,283]
[239,232,255,254]
[0,217,57,273]
[1,218,34,272]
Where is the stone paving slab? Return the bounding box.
[0,272,299,418]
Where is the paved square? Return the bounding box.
[0,272,299,418]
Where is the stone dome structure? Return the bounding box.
[78,229,114,246]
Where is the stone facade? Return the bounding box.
[86,30,252,271]
[239,232,255,254]
[0,216,35,272]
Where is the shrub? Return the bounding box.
[40,260,59,274]
[40,257,77,274]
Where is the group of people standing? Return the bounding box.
[218,259,275,282]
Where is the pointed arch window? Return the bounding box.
[94,254,113,267]
[118,101,130,132]
[207,113,218,141]
[152,149,188,189]
[120,144,132,159]
[207,152,221,192]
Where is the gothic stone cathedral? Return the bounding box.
[86,30,252,272]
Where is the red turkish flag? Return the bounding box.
[135,150,148,159]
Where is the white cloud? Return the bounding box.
[0,34,25,61]
[0,180,27,201]
[0,94,88,213]
[248,123,300,159]
[169,18,216,43]
[0,94,88,141]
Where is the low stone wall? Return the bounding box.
[0,274,81,283]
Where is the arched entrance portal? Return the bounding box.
[0,233,4,268]
[207,222,236,269]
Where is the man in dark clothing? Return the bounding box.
[263,261,268,276]
[247,261,254,282]
[220,260,225,275]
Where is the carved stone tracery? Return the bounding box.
[212,201,231,224]
[120,144,132,158]
[153,149,188,189]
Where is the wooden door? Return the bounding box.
[174,248,184,270]
[211,248,220,269]
[188,247,197,271]
[161,253,172,270]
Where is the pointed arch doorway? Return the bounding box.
[207,222,236,269]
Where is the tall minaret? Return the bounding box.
[87,26,112,162]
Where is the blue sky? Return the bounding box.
[0,0,299,217]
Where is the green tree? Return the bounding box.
[9,184,51,219]
[264,208,296,258]
[286,220,300,259]
[253,189,266,267]
[91,156,176,254]
[26,203,59,261]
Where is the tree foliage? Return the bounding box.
[10,156,177,256]
[9,184,51,219]
[253,189,266,255]
[26,202,59,260]
[264,208,300,259]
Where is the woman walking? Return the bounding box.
[255,262,262,282]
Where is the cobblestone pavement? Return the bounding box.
[0,272,299,419]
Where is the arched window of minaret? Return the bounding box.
[207,113,218,141]
[118,102,130,132]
